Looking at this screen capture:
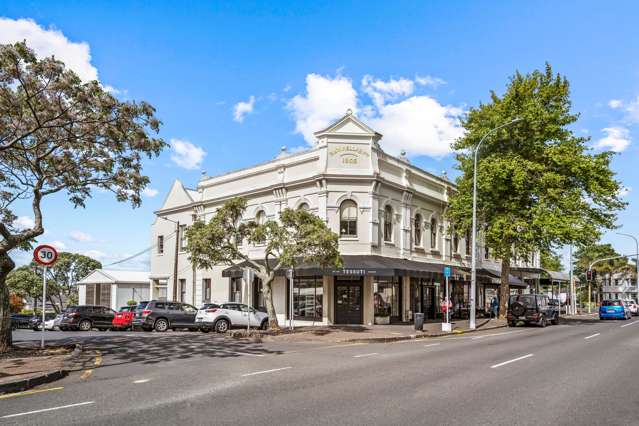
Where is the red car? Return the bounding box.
[112,306,136,330]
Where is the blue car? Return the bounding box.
[599,300,632,320]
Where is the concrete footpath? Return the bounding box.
[261,318,507,344]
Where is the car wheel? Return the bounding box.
[154,318,169,332]
[260,320,268,330]
[201,327,211,333]
[551,316,559,325]
[78,319,92,331]
[540,316,547,328]
[214,319,230,333]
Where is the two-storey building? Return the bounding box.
[150,111,536,325]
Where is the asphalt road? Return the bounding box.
[3,316,639,425]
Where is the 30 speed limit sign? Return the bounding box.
[33,244,58,266]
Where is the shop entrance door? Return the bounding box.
[334,278,363,324]
[422,286,435,319]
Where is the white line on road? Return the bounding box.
[231,352,266,357]
[621,321,639,328]
[2,401,94,419]
[490,354,534,369]
[424,343,441,348]
[472,330,522,340]
[133,379,150,384]
[241,367,292,377]
[353,352,379,358]
[584,333,601,340]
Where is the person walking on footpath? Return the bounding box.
[490,296,499,318]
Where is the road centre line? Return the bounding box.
[323,343,366,349]
[133,379,150,384]
[353,353,379,358]
[621,321,639,328]
[584,333,601,340]
[241,367,292,377]
[471,330,522,340]
[231,351,265,357]
[490,353,534,369]
[0,387,64,400]
[1,401,94,418]
[423,343,441,348]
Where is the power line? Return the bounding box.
[103,231,176,267]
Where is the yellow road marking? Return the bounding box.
[80,350,102,380]
[94,350,102,367]
[80,370,93,380]
[0,387,64,400]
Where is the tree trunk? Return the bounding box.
[262,276,280,331]
[0,253,16,353]
[498,258,511,320]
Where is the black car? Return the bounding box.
[507,294,559,327]
[10,313,34,330]
[59,305,116,331]
[132,300,199,332]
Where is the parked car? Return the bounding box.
[59,305,116,331]
[28,313,57,331]
[195,302,269,333]
[10,313,34,330]
[599,300,632,320]
[507,294,559,327]
[112,305,136,330]
[55,310,69,331]
[623,299,638,316]
[132,300,199,332]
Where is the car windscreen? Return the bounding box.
[509,295,536,307]
[136,302,149,310]
[602,300,622,306]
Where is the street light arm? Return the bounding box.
[588,254,639,271]
[473,118,523,158]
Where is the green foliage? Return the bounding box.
[540,249,563,271]
[186,197,342,329]
[573,243,627,279]
[447,64,625,262]
[127,299,137,306]
[6,266,41,304]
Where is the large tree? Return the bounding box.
[186,197,342,330]
[0,42,166,351]
[540,249,563,272]
[6,266,41,309]
[447,64,625,319]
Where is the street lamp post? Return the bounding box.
[470,118,522,329]
[616,232,639,303]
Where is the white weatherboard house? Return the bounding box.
[150,111,543,326]
[78,269,151,310]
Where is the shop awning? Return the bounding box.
[510,266,575,282]
[221,255,446,278]
[459,266,527,288]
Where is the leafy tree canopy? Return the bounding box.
[186,197,342,329]
[540,249,563,272]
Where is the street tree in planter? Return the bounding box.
[447,64,625,319]
[0,42,166,352]
[186,197,342,330]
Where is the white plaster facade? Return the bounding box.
[150,112,539,325]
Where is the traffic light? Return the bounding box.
[586,270,592,281]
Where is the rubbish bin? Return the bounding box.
[414,312,424,331]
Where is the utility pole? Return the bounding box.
[569,245,574,315]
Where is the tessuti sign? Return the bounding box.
[33,244,58,266]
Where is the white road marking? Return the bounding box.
[2,401,94,418]
[353,352,379,358]
[324,343,366,349]
[584,333,600,340]
[231,351,266,357]
[424,343,441,348]
[621,320,639,328]
[490,353,534,369]
[133,379,150,384]
[472,330,521,340]
[241,367,292,377]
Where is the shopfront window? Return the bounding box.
[292,276,323,320]
[374,277,401,319]
[203,279,211,303]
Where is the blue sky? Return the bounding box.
[2,1,639,269]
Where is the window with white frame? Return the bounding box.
[298,202,310,211]
[340,200,357,237]
[430,218,438,249]
[414,214,422,247]
[384,205,393,242]
[157,235,164,254]
[179,224,187,251]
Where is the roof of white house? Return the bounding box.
[78,269,150,285]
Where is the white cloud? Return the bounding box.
[142,188,159,198]
[0,17,97,82]
[170,139,206,170]
[50,240,66,250]
[608,99,623,109]
[618,186,632,198]
[233,96,256,123]
[287,73,463,157]
[83,249,106,260]
[369,96,464,157]
[595,127,631,152]
[415,75,446,88]
[12,216,35,230]
[287,73,358,144]
[69,230,93,242]
[625,96,639,123]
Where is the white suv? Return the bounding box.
[196,302,269,333]
[625,300,638,316]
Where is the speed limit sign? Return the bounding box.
[33,244,58,266]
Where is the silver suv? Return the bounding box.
[195,302,268,333]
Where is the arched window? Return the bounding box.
[384,205,393,242]
[256,210,266,225]
[298,202,310,211]
[339,200,357,237]
[465,229,472,256]
[414,214,422,246]
[430,217,438,249]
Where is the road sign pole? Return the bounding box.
[41,266,47,349]
[445,275,449,324]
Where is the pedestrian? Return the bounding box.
[491,296,499,318]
